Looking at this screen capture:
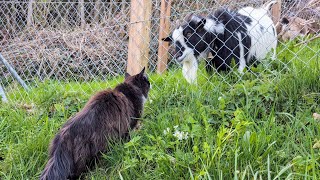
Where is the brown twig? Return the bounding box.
[294,34,320,46]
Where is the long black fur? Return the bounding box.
[40,68,150,180]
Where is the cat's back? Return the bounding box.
[81,89,132,121]
[61,89,129,128]
[88,89,130,110]
[55,88,132,143]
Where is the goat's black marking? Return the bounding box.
[180,20,212,56]
[272,26,275,37]
[175,41,185,58]
[208,8,252,71]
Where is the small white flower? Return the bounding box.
[173,130,184,140]
[183,132,189,140]
[169,156,176,163]
[218,96,223,101]
[163,130,167,135]
[163,127,170,135]
[174,125,179,129]
[173,130,189,140]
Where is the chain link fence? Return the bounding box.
[0,0,319,101]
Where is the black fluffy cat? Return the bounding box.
[40,68,150,180]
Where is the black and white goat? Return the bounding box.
[163,1,278,84]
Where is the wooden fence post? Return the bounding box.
[156,0,171,74]
[94,0,101,22]
[27,0,34,27]
[127,0,152,75]
[79,0,85,29]
[271,0,282,33]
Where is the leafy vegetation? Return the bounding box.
[0,40,319,179]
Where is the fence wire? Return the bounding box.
[0,0,319,101]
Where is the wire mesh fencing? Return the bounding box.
[0,0,319,101]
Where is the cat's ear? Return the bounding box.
[139,67,146,75]
[125,72,131,79]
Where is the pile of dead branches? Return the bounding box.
[0,16,128,82]
[278,0,320,41]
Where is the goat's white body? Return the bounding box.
[204,19,225,34]
[238,6,277,61]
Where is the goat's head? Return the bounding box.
[162,15,210,63]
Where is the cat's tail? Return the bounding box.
[40,144,73,180]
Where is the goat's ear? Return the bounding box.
[196,18,206,29]
[162,36,173,42]
[125,72,131,79]
[281,17,289,25]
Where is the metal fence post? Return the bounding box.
[0,53,29,91]
[0,85,8,102]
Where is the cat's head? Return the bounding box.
[125,67,151,99]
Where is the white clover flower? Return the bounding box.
[173,130,189,140]
[173,130,184,140]
[166,126,189,141]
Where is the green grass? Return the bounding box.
[0,39,319,179]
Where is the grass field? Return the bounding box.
[0,40,319,179]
